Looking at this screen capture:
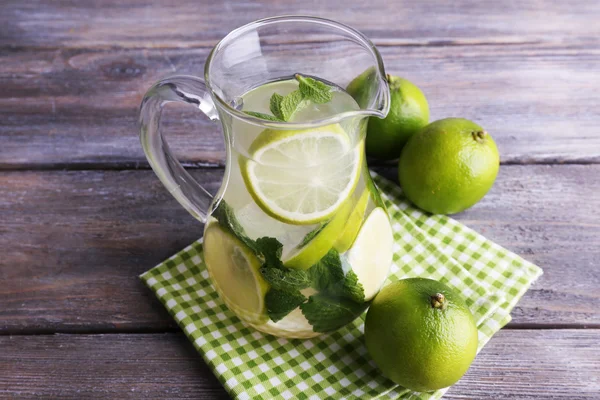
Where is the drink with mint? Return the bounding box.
[202,75,394,338]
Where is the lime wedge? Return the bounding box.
[334,189,370,253]
[241,124,362,225]
[203,223,269,324]
[363,160,386,209]
[347,207,393,300]
[284,199,352,270]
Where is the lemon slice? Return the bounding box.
[241,124,362,225]
[203,223,269,324]
[334,189,370,253]
[347,207,393,300]
[284,199,353,270]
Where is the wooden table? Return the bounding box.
[2,1,599,398]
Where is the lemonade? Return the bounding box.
[202,76,394,338]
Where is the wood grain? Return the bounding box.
[1,1,598,398]
[0,333,228,399]
[1,165,598,333]
[2,0,600,49]
[1,330,598,399]
[1,44,600,169]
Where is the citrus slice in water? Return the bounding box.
[203,223,269,324]
[241,124,362,225]
[334,189,370,253]
[283,199,353,270]
[347,207,393,300]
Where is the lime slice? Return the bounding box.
[241,124,362,225]
[251,307,320,339]
[363,160,386,209]
[334,189,370,253]
[283,199,352,270]
[347,207,393,300]
[203,223,269,324]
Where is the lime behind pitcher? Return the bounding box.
[140,16,392,338]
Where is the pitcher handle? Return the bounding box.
[139,75,219,223]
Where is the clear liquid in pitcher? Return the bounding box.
[203,75,394,338]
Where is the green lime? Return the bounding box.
[203,223,270,324]
[346,67,379,109]
[240,124,362,225]
[361,75,429,160]
[365,278,478,392]
[398,118,499,215]
[284,199,353,270]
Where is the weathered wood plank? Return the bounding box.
[0,330,598,399]
[377,165,600,329]
[0,333,228,399]
[1,44,599,168]
[2,0,600,49]
[0,165,598,333]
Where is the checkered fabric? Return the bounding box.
[141,172,542,400]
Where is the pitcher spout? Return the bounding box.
[373,74,391,119]
[345,66,390,120]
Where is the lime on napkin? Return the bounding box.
[141,172,542,399]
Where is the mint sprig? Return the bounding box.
[261,267,310,292]
[280,90,307,121]
[265,289,306,322]
[255,236,310,321]
[296,74,333,104]
[270,93,285,120]
[212,200,260,254]
[244,111,283,122]
[300,294,368,332]
[255,237,283,267]
[337,268,365,304]
[244,74,333,122]
[256,236,310,292]
[308,249,365,303]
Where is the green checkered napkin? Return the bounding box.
[141,172,542,400]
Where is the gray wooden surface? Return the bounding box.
[1,1,599,398]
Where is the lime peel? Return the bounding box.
[203,223,270,324]
[283,199,353,270]
[346,207,393,301]
[241,124,362,225]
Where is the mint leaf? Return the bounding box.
[280,90,306,121]
[309,249,345,291]
[260,267,310,291]
[270,93,285,120]
[212,200,259,253]
[337,268,365,304]
[265,289,306,322]
[308,249,365,303]
[300,294,368,332]
[246,76,333,123]
[256,236,310,290]
[244,111,284,122]
[255,237,283,266]
[298,222,328,248]
[296,74,333,104]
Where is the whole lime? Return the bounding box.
[398,118,499,215]
[364,278,478,392]
[366,75,429,160]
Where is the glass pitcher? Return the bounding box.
[140,16,393,338]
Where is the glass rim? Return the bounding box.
[203,15,389,129]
